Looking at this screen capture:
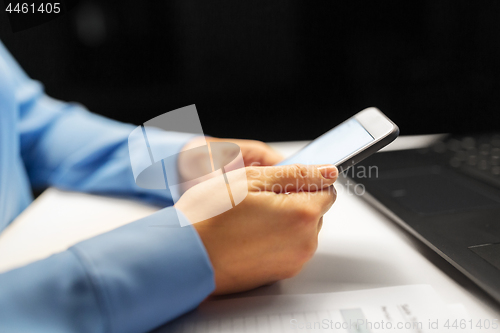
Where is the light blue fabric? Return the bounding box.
[0,41,215,332]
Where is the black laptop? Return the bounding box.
[349,133,500,303]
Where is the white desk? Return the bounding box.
[1,135,499,328]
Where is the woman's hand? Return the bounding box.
[177,137,283,192]
[206,137,283,168]
[175,164,338,295]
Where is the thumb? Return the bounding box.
[248,164,338,193]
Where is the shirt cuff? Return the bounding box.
[70,207,215,333]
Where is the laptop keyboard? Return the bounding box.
[422,133,500,189]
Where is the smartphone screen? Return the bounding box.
[277,118,374,166]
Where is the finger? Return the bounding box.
[239,142,283,167]
[285,184,337,217]
[207,139,283,171]
[258,145,284,166]
[248,164,338,193]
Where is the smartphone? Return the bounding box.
[277,107,399,172]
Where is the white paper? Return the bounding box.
[157,285,470,333]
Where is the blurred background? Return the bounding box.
[1,0,499,142]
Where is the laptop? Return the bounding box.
[348,133,500,303]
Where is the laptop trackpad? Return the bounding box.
[374,167,500,215]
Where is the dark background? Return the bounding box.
[1,0,500,142]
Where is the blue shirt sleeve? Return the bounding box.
[0,38,194,206]
[0,208,215,333]
[18,90,196,206]
[0,41,215,332]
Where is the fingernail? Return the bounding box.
[317,165,338,179]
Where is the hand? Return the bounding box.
[175,163,338,295]
[177,137,283,193]
[205,137,283,168]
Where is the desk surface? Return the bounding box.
[1,134,499,326]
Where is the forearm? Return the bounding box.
[19,93,195,205]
